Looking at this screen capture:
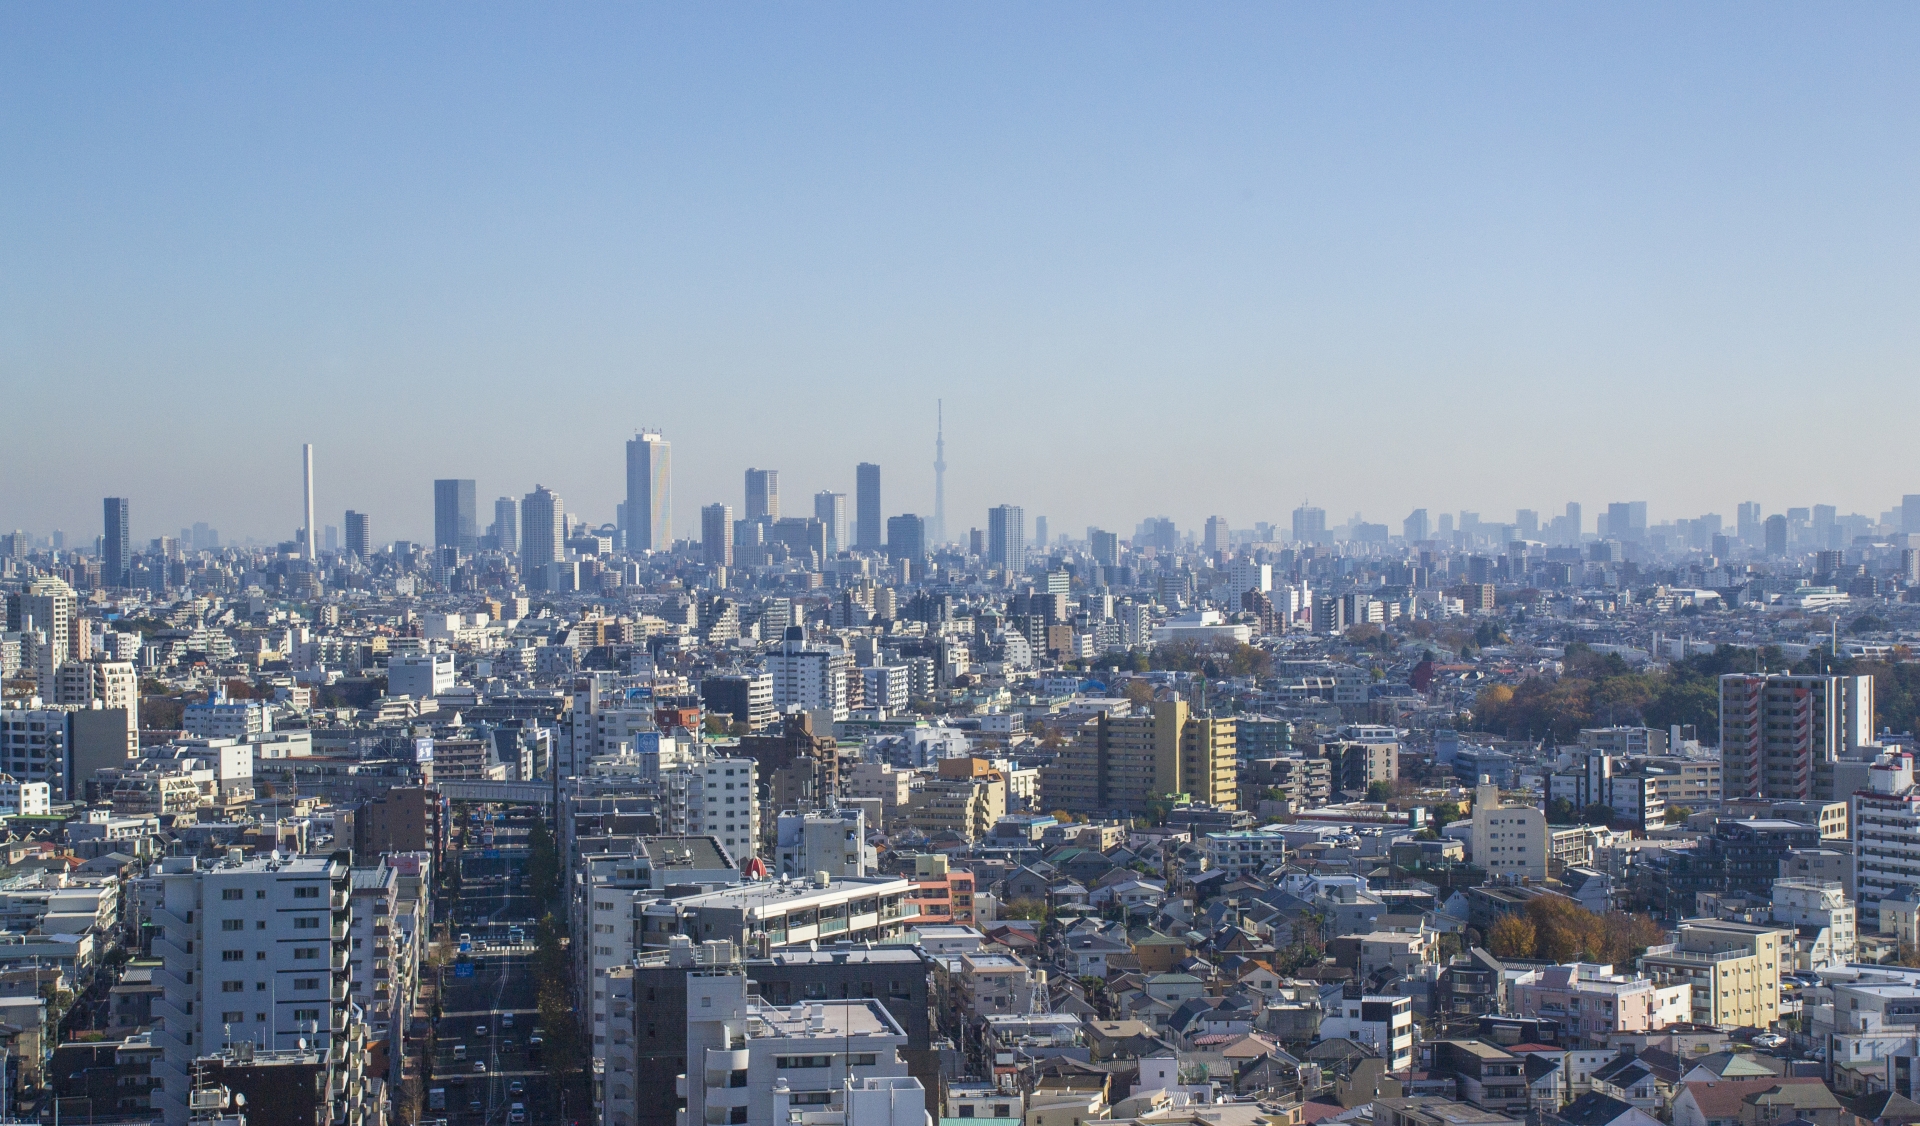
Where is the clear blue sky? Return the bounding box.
[4,5,1918,544]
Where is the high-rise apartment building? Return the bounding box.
[814,491,848,555]
[1764,514,1789,555]
[15,577,76,681]
[1292,504,1327,545]
[702,503,734,566]
[987,505,1025,575]
[744,468,779,523]
[144,853,370,1126]
[855,462,882,551]
[1905,495,1920,535]
[1720,673,1874,800]
[491,496,517,554]
[1738,501,1763,544]
[1856,750,1920,929]
[55,658,138,743]
[432,479,477,552]
[521,485,565,577]
[102,497,131,587]
[887,514,926,563]
[343,511,370,558]
[1403,509,1430,543]
[1202,516,1228,553]
[624,431,671,552]
[1090,529,1119,568]
[1040,700,1237,813]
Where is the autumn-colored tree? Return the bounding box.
[1598,911,1671,966]
[1488,914,1536,959]
[1527,896,1605,962]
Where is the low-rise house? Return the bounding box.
[1587,1053,1665,1111]
[1374,1095,1526,1126]
[1318,989,1414,1071]
[1672,1078,1833,1126]
[1544,1091,1664,1126]
[1430,1040,1529,1117]
[956,952,1037,1021]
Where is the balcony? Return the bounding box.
[704,1047,749,1086]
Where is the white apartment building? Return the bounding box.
[181,695,270,742]
[146,852,374,1126]
[1855,749,1920,930]
[54,659,139,741]
[1811,967,1920,1096]
[1472,780,1547,883]
[1771,877,1855,969]
[0,776,49,816]
[1204,830,1290,879]
[688,757,761,857]
[775,810,873,880]
[347,864,411,1053]
[861,666,911,713]
[569,678,660,780]
[1319,991,1414,1070]
[678,966,927,1126]
[768,633,851,721]
[387,651,454,699]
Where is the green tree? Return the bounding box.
[1366,781,1393,803]
[526,816,561,908]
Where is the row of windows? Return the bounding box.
[222,949,323,961]
[220,977,323,992]
[774,1054,879,1068]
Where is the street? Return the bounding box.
[430,949,562,1125]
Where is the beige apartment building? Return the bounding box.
[1639,918,1789,1029]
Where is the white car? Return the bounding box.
[1752,1033,1788,1050]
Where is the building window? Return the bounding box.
[221,981,244,993]
[295,886,320,899]
[222,889,244,901]
[222,951,245,962]
[222,920,244,931]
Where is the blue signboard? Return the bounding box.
[454,962,475,978]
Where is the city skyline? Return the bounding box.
[13,440,1920,553]
[7,8,1920,537]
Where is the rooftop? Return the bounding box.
[751,998,900,1041]
[649,875,911,913]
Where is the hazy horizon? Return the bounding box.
[6,6,1919,543]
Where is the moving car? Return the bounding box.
[1753,1032,1788,1049]
[474,1061,488,1074]
[509,1080,525,1096]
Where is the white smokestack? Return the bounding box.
[302,443,315,558]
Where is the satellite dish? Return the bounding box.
[235,1093,247,1107]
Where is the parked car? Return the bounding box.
[1754,1033,1788,1049]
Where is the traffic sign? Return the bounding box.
[454,962,475,978]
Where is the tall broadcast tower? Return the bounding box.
[932,400,947,545]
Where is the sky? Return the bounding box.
[4,5,1919,546]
